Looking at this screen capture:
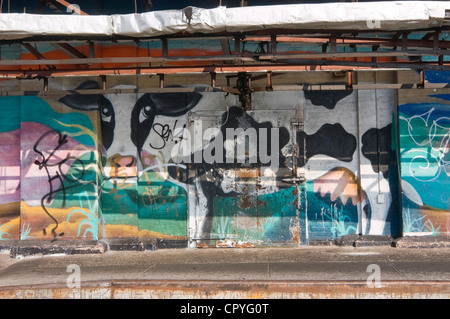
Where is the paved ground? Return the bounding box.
[0,246,448,299]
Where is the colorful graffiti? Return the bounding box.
[398,92,450,237]
[4,75,447,247]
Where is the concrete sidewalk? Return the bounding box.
[0,245,449,299]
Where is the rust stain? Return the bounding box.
[0,280,449,299]
[234,168,259,179]
[291,226,300,244]
[195,242,210,248]
[238,196,254,209]
[235,242,255,248]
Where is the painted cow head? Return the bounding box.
[59,81,202,179]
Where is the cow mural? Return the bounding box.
[299,88,397,238]
[5,76,449,246]
[57,81,294,244]
[55,80,397,244]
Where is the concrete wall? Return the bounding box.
[0,72,448,247]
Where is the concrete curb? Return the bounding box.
[8,240,106,258]
[394,236,450,248]
[1,238,189,258]
[0,235,448,259]
[334,235,395,247]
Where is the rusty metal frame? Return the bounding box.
[2,71,450,97]
[2,49,449,67]
[0,26,449,92]
[1,32,448,71]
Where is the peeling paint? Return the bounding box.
[0,280,449,299]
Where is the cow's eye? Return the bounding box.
[139,105,152,123]
[101,105,112,123]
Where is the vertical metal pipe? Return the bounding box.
[419,69,424,88]
[43,77,48,92]
[101,75,106,90]
[159,73,164,88]
[162,38,168,58]
[234,36,241,55]
[347,70,353,89]
[210,72,216,88]
[266,71,273,91]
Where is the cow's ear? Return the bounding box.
[148,91,202,116]
[304,83,353,110]
[59,81,103,111]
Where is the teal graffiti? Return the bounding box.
[20,222,33,240]
[0,224,12,240]
[403,206,440,235]
[399,105,450,210]
[67,191,99,240]
[322,204,357,237]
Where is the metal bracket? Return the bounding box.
[236,72,252,111]
[282,176,305,184]
[290,118,304,131]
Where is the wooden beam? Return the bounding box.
[22,43,55,70]
[2,82,450,98]
[5,61,448,80]
[52,43,87,59]
[219,38,231,56]
[22,43,46,60]
[3,49,449,67]
[222,34,450,50]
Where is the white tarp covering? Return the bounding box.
[0,14,112,40]
[0,1,449,40]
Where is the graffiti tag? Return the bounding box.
[150,120,186,150]
[33,130,92,240]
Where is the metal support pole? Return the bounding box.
[210,72,216,88]
[43,77,48,92]
[271,35,277,55]
[159,73,165,88]
[347,70,353,89]
[419,69,425,88]
[266,71,273,91]
[101,75,106,90]
[162,38,168,58]
[234,36,241,55]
